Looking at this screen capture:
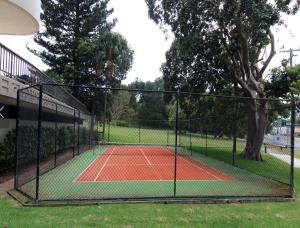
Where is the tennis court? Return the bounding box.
[14,85,293,203]
[16,145,290,201]
[76,146,232,182]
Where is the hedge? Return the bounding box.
[0,125,91,174]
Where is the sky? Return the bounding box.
[0,0,300,84]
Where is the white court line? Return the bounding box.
[140,148,152,165]
[77,179,225,183]
[179,156,221,180]
[105,163,174,166]
[140,148,164,180]
[73,147,103,183]
[93,147,115,182]
[164,147,221,180]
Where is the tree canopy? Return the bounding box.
[30,0,133,90]
[266,62,300,99]
[146,0,300,160]
[30,0,134,117]
[30,0,114,84]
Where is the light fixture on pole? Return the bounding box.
[0,0,41,35]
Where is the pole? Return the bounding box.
[205,130,208,156]
[167,128,169,146]
[77,111,80,155]
[108,121,111,143]
[97,119,99,145]
[89,116,92,149]
[189,119,192,156]
[280,48,300,67]
[14,90,20,189]
[54,104,58,167]
[290,48,293,67]
[290,100,296,196]
[73,109,76,157]
[264,144,267,154]
[103,90,107,142]
[35,84,43,202]
[92,116,95,155]
[232,100,237,166]
[139,124,141,144]
[178,127,181,146]
[174,91,179,197]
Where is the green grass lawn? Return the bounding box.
[1,125,299,227]
[1,182,300,227]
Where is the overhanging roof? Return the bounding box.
[0,0,40,35]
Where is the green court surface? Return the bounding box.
[19,145,290,201]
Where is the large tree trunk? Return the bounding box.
[242,100,268,161]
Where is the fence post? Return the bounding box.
[96,119,99,145]
[92,116,95,155]
[35,84,43,203]
[14,90,20,189]
[232,99,237,166]
[103,90,107,142]
[54,103,58,167]
[77,111,80,155]
[264,144,267,153]
[189,119,192,156]
[108,121,111,143]
[290,100,296,196]
[89,116,92,149]
[174,91,179,197]
[205,130,208,156]
[73,108,76,158]
[178,127,181,146]
[167,128,169,146]
[139,124,141,144]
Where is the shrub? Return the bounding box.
[0,130,16,173]
[0,125,93,175]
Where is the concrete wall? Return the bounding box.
[0,73,24,106]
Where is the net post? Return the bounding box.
[54,103,58,167]
[14,89,20,189]
[35,84,43,203]
[174,91,179,197]
[290,99,296,196]
[77,111,80,155]
[72,108,76,158]
[232,98,237,166]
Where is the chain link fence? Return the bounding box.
[15,84,295,203]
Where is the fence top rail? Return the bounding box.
[19,89,80,112]
[17,84,88,113]
[41,83,294,103]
